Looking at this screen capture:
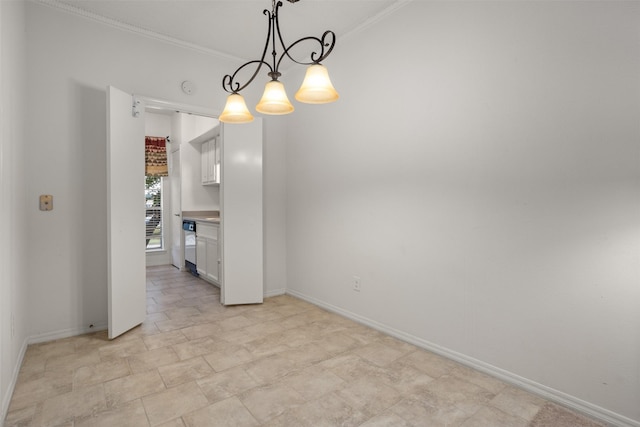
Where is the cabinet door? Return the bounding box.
[206,238,219,284]
[213,136,221,184]
[196,236,206,276]
[200,141,209,184]
[209,137,217,184]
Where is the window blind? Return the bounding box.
[145,176,163,250]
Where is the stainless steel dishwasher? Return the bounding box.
[182,220,198,276]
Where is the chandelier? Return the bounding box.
[219,0,339,123]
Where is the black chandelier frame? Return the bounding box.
[222,0,336,95]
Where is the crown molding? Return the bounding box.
[34,0,410,66]
[34,0,245,63]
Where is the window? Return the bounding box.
[145,176,163,250]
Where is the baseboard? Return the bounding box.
[286,289,639,427]
[1,336,29,424]
[264,287,286,298]
[11,287,283,349]
[28,322,108,345]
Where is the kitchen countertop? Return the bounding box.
[182,210,220,224]
[185,216,220,224]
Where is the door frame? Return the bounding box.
[140,97,218,119]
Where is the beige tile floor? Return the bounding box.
[5,265,607,427]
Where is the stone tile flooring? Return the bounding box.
[4,265,607,426]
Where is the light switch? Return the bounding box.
[39,195,53,211]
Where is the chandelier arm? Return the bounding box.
[222,59,273,94]
[272,0,335,70]
[221,7,276,94]
[314,30,336,62]
[275,30,336,71]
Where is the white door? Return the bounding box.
[170,148,182,268]
[106,86,147,339]
[220,119,263,305]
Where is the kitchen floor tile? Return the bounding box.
[35,383,107,427]
[44,349,101,373]
[490,385,546,421]
[461,405,529,427]
[3,265,607,427]
[73,358,131,388]
[278,365,346,401]
[104,370,166,408]
[334,376,403,418]
[195,366,259,403]
[8,370,72,411]
[202,343,255,372]
[263,392,368,427]
[142,381,209,426]
[238,383,306,423]
[75,399,150,427]
[172,336,226,360]
[157,356,214,388]
[127,346,180,374]
[182,396,259,427]
[143,329,188,350]
[242,354,298,385]
[358,411,413,427]
[390,392,471,426]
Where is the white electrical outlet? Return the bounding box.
[353,276,361,292]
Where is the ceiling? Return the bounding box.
[44,0,405,61]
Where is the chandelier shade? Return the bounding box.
[295,64,339,104]
[219,93,254,124]
[219,0,339,123]
[256,80,295,115]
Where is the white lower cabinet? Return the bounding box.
[195,222,220,285]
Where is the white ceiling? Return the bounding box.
[43,0,405,61]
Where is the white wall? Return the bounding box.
[285,1,640,425]
[0,0,29,421]
[23,1,287,340]
[263,117,288,296]
[145,111,173,139]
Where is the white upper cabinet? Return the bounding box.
[200,136,220,185]
[190,124,221,186]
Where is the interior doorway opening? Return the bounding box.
[143,106,219,270]
[108,87,264,339]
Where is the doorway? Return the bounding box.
[107,87,264,339]
[143,110,220,268]
[107,87,218,339]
